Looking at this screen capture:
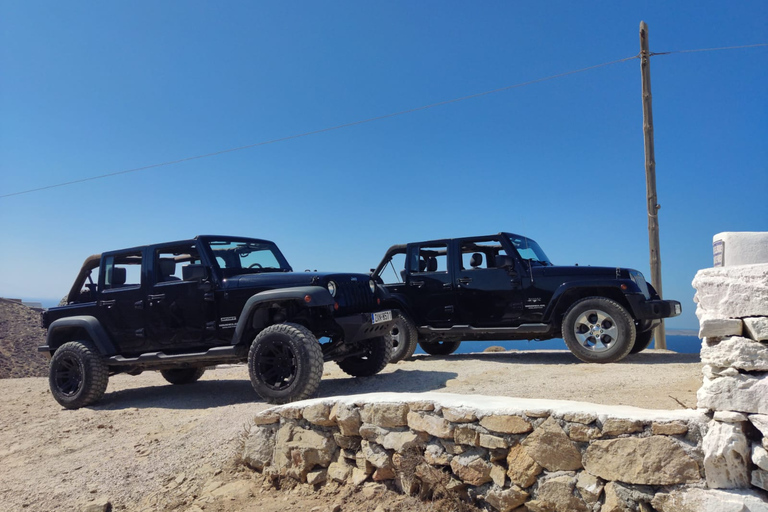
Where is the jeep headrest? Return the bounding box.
[426,257,438,272]
[158,259,176,278]
[111,266,126,286]
[470,253,483,268]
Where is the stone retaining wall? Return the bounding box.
[236,261,768,511]
[242,394,714,511]
[693,263,768,494]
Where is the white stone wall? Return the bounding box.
[242,394,719,511]
[693,263,768,495]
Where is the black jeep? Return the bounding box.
[41,235,396,409]
[372,232,681,364]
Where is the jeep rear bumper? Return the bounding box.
[335,310,398,343]
[628,296,682,320]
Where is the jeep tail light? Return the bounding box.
[334,302,339,311]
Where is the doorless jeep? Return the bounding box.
[373,232,681,364]
[41,235,396,409]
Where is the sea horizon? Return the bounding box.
[416,333,702,356]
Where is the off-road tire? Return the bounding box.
[248,323,324,405]
[419,340,462,356]
[630,329,654,354]
[388,314,418,363]
[160,367,206,385]
[562,297,635,363]
[337,336,393,377]
[49,341,109,409]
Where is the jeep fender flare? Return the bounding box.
[44,316,117,356]
[231,286,334,345]
[542,281,634,324]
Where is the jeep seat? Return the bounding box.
[158,259,180,282]
[110,266,126,287]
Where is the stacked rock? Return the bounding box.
[242,394,708,511]
[693,263,768,492]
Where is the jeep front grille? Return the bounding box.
[335,280,376,315]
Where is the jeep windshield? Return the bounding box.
[205,239,292,276]
[505,233,552,266]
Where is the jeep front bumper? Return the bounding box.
[627,297,682,320]
[335,309,399,343]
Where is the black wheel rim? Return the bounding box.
[257,339,298,391]
[54,354,83,396]
[390,324,402,349]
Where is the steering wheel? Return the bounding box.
[248,263,263,269]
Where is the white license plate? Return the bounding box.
[372,310,393,325]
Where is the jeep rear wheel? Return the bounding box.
[337,336,393,377]
[562,297,635,363]
[49,341,109,409]
[248,323,324,405]
[388,314,418,363]
[419,340,461,356]
[161,367,206,385]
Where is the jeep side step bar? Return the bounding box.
[106,346,244,367]
[417,324,550,335]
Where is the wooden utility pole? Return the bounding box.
[639,21,666,350]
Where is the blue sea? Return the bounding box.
[414,334,701,355]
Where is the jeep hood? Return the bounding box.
[531,265,627,279]
[222,271,370,289]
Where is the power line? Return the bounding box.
[2,42,766,200]
[650,42,768,56]
[0,55,640,199]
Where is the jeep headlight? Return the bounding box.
[629,271,651,298]
[369,280,376,294]
[327,281,337,297]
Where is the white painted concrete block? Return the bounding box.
[713,232,768,267]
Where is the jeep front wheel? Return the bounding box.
[388,314,418,363]
[49,341,109,409]
[161,367,206,385]
[337,336,393,377]
[630,328,654,354]
[419,340,461,356]
[248,323,324,405]
[562,297,635,363]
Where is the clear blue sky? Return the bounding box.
[1,1,766,329]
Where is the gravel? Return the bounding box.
[0,349,701,511]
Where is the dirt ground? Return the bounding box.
[0,349,702,512]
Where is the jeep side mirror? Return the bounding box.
[182,264,208,282]
[496,255,515,268]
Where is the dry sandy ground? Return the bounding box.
[0,349,702,512]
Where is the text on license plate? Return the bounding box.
[372,310,393,325]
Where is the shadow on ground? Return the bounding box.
[93,368,459,410]
[319,369,459,397]
[411,349,700,366]
[95,378,259,411]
